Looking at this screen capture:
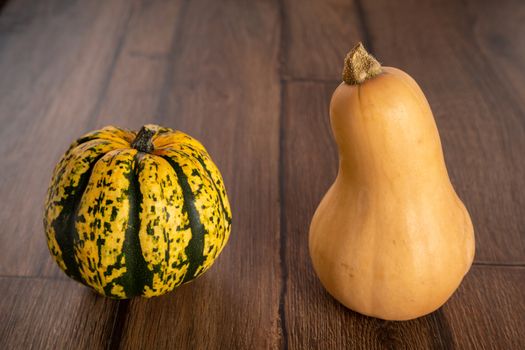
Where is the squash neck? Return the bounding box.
[337,156,451,195]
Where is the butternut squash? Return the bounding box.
[309,43,475,321]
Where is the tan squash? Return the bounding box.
[309,43,475,321]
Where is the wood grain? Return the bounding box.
[282,82,525,349]
[110,1,282,348]
[444,266,525,349]
[467,0,525,105]
[0,0,136,277]
[282,0,364,80]
[94,0,185,128]
[0,277,118,349]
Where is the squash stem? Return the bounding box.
[342,42,382,85]
[131,126,155,153]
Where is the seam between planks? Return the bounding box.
[472,262,525,267]
[0,259,519,281]
[278,0,289,349]
[106,300,129,350]
[278,78,289,350]
[281,77,341,84]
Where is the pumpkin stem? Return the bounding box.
[342,42,382,85]
[131,126,155,153]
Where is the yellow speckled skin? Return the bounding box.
[44,125,232,299]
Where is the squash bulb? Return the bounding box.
[308,43,475,320]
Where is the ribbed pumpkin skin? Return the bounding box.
[44,124,232,299]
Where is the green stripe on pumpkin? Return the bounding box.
[106,152,154,297]
[162,156,207,282]
[193,154,232,225]
[52,154,104,283]
[175,143,232,249]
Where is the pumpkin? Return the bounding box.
[44,124,232,299]
[308,43,475,320]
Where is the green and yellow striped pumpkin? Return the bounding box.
[44,124,232,298]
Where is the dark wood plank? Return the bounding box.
[0,0,9,13]
[444,266,525,349]
[359,0,525,263]
[282,0,364,80]
[0,0,135,277]
[282,82,525,349]
[94,0,185,128]
[0,277,119,349]
[467,0,525,103]
[111,1,282,348]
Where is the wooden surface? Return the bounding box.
[0,0,523,348]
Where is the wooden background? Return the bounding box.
[1,0,524,348]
